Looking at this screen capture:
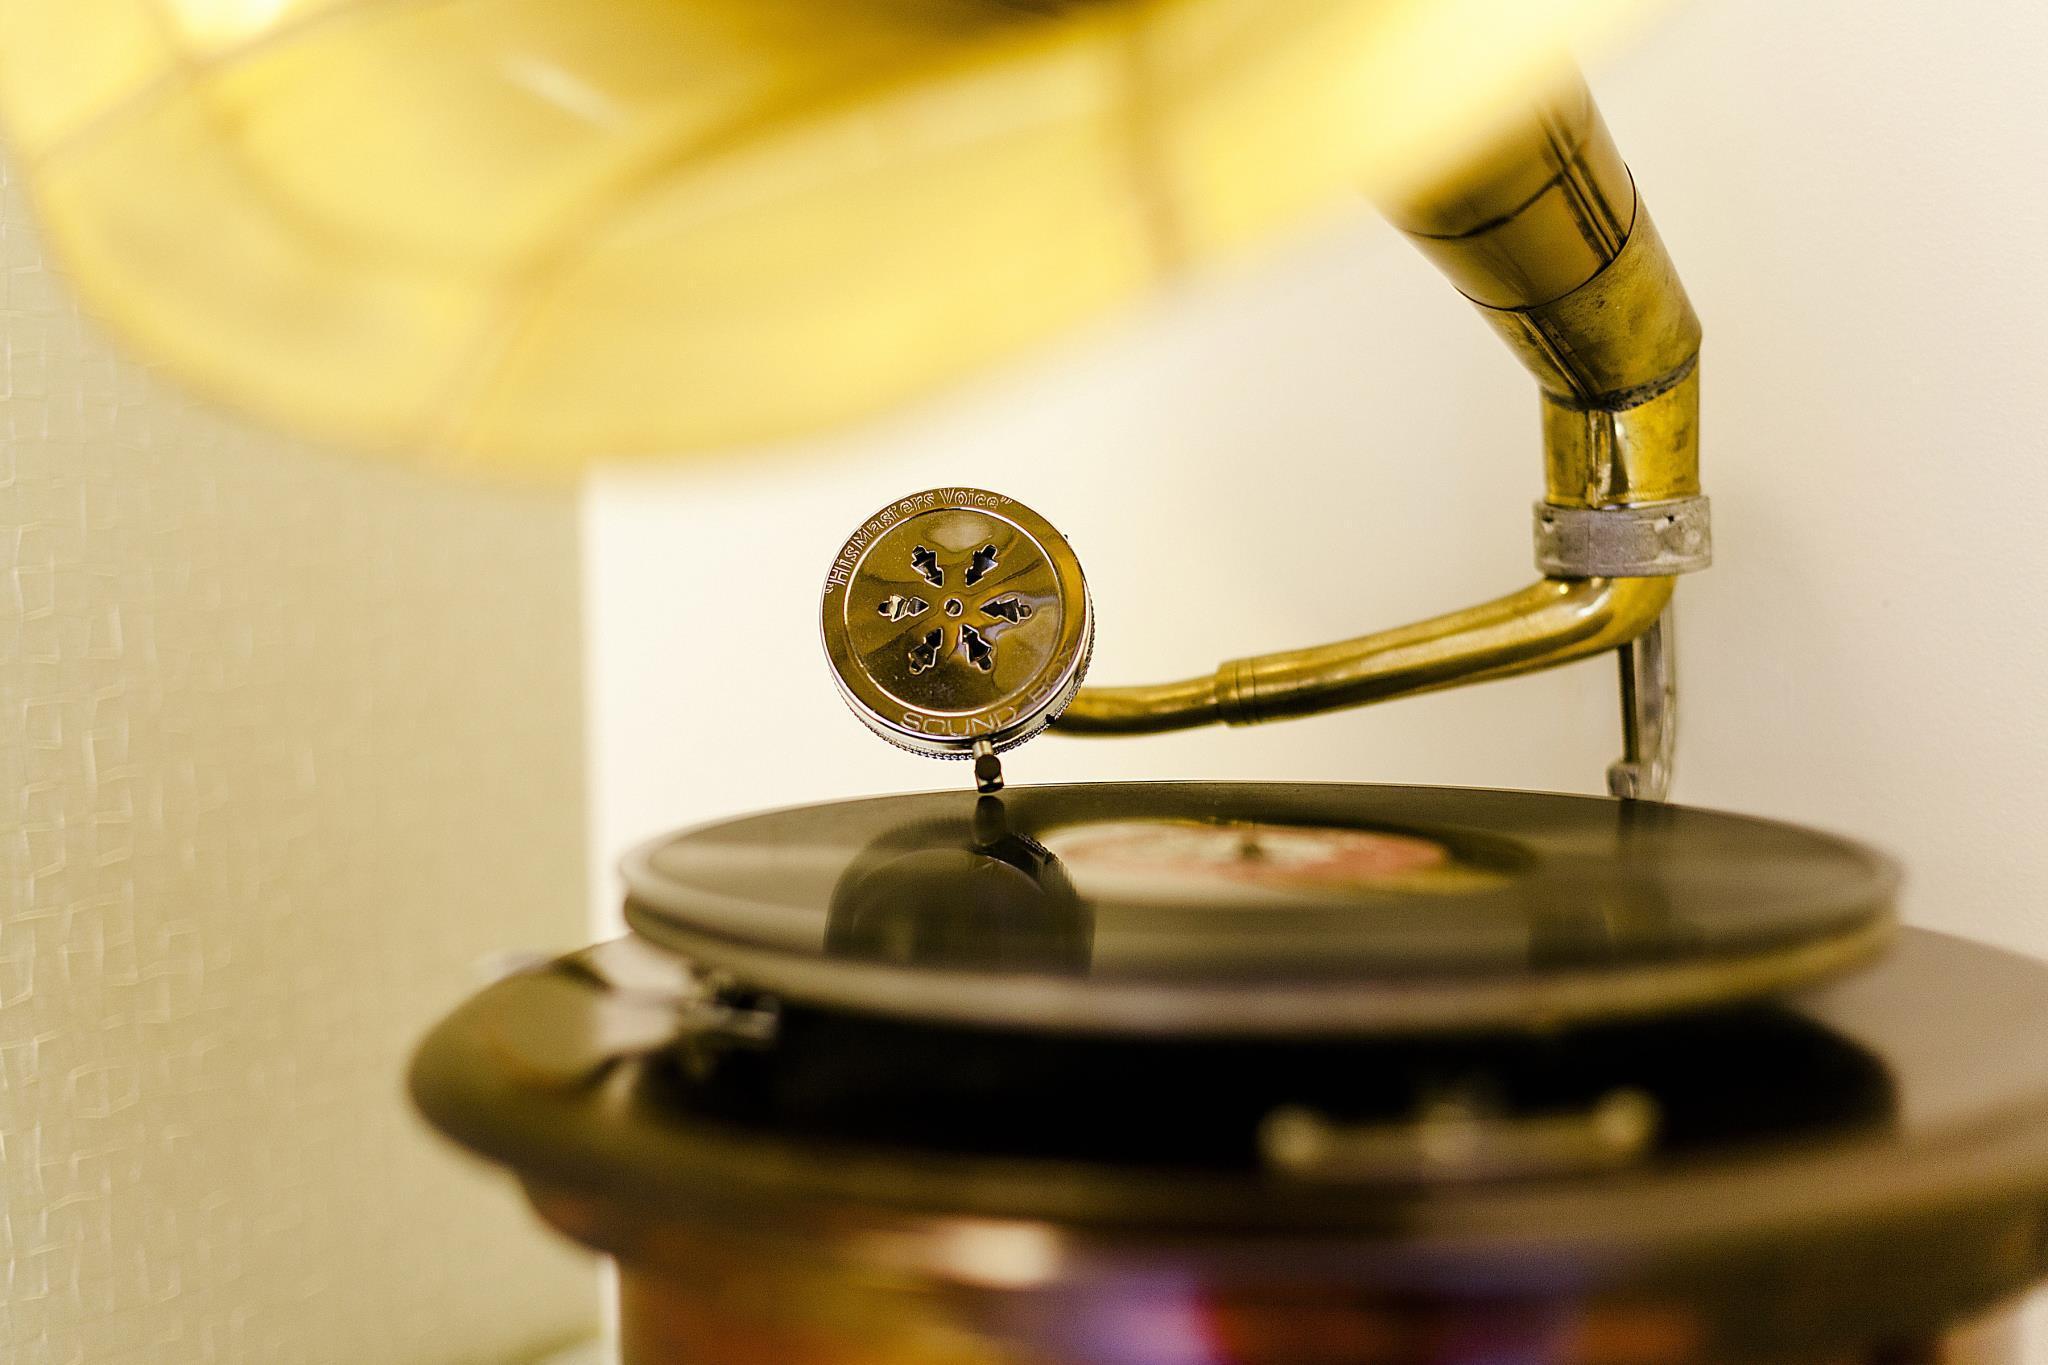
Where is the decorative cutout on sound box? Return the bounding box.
[907,628,945,676]
[965,543,1000,586]
[877,594,930,623]
[982,596,1033,624]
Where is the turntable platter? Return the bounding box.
[622,783,1896,1035]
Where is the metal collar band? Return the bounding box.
[1533,497,1713,578]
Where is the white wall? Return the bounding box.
[1,162,598,1362]
[588,0,2048,970]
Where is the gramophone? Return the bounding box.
[8,4,2048,1362]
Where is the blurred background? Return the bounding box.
[6,0,2047,1362]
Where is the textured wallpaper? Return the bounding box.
[1,159,597,1362]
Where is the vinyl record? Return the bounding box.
[622,783,1895,1035]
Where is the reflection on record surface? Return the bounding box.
[826,796,1091,973]
[622,783,1895,1033]
[632,784,1890,977]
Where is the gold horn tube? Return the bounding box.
[1059,576,1671,735]
[1058,73,1701,735]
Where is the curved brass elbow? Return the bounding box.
[1059,576,1671,735]
[1056,73,1700,740]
